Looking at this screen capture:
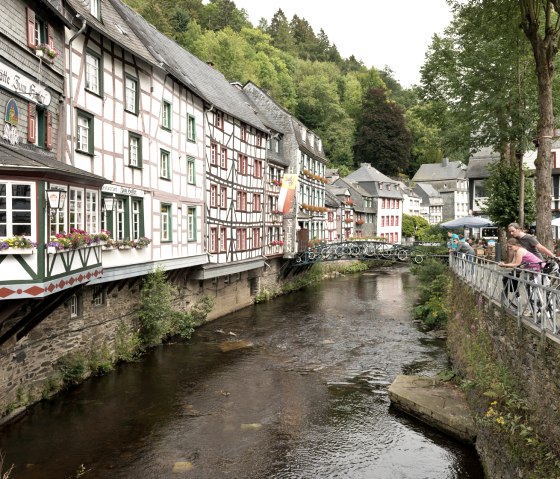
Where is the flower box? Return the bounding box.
[0,248,34,255]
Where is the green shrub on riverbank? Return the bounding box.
[138,267,214,345]
[411,258,450,329]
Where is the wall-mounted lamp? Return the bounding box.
[46,189,66,210]
[103,194,116,212]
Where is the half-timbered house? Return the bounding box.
[65,0,207,292]
[242,82,329,254]
[0,0,108,344]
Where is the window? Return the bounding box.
[85,190,98,233]
[114,198,125,240]
[254,160,263,178]
[49,185,67,235]
[256,133,263,147]
[128,133,142,167]
[28,105,52,150]
[187,114,196,142]
[252,227,261,249]
[76,110,93,154]
[85,51,102,95]
[69,188,84,230]
[131,199,141,240]
[93,286,105,307]
[236,191,247,211]
[187,156,195,184]
[69,294,81,318]
[161,100,171,130]
[219,186,227,209]
[161,204,171,241]
[215,111,223,129]
[238,154,248,175]
[253,194,261,212]
[240,124,247,141]
[187,207,196,241]
[220,227,227,252]
[328,212,333,222]
[220,146,228,169]
[0,182,34,237]
[210,143,218,166]
[159,149,170,179]
[125,76,138,114]
[90,0,100,18]
[554,151,558,169]
[210,184,217,208]
[237,228,247,250]
[210,227,218,253]
[379,183,383,190]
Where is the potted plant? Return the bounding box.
[35,43,59,62]
[132,236,151,249]
[117,239,133,250]
[0,236,37,254]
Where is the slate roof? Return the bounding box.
[325,189,341,208]
[344,164,403,199]
[466,157,497,179]
[412,160,467,182]
[66,0,158,67]
[0,141,107,185]
[110,0,267,133]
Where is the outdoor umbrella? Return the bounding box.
[440,216,493,229]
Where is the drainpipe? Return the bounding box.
[68,15,86,166]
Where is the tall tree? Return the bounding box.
[267,9,296,54]
[354,87,412,175]
[519,0,560,247]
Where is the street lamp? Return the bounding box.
[46,189,66,210]
[102,194,116,212]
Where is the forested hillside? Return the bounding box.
[122,0,444,177]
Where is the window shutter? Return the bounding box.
[47,24,54,49]
[28,103,36,143]
[45,110,53,150]
[26,7,36,48]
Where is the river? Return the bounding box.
[0,266,483,478]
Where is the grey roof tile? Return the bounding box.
[110,0,267,132]
[412,160,467,181]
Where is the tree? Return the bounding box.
[483,161,535,228]
[519,0,560,248]
[267,9,296,54]
[402,214,430,238]
[354,87,412,175]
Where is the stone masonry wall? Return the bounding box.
[0,258,287,415]
[448,276,560,478]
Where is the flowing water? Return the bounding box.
[0,266,484,478]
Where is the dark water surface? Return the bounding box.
[0,267,484,478]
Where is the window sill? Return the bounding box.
[159,176,171,181]
[161,126,171,132]
[128,164,143,170]
[75,149,94,157]
[124,109,138,116]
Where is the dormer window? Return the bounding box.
[301,128,306,142]
[379,183,383,190]
[90,0,100,19]
[387,184,391,191]
[215,111,223,129]
[317,139,322,152]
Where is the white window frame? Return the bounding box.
[69,187,84,231]
[0,182,36,239]
[161,204,171,242]
[85,189,98,233]
[125,76,138,114]
[187,206,196,241]
[85,52,100,94]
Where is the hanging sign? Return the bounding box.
[0,60,51,106]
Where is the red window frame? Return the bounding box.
[210,143,218,165]
[210,184,217,207]
[253,193,261,212]
[220,186,227,209]
[220,145,227,169]
[254,159,263,178]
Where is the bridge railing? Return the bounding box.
[450,254,560,336]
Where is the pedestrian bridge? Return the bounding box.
[293,240,437,265]
[450,254,560,337]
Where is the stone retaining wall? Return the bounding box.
[448,276,560,478]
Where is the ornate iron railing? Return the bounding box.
[450,254,560,335]
[293,240,430,265]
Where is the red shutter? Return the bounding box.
[45,111,53,150]
[47,24,54,49]
[26,7,36,48]
[28,103,36,143]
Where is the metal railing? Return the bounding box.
[450,254,560,336]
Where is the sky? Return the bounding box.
[232,0,454,87]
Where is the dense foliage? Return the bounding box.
[123,0,432,173]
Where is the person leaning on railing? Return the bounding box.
[498,237,543,305]
[507,222,556,261]
[453,237,475,259]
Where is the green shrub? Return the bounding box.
[411,258,450,329]
[88,344,114,375]
[57,352,88,387]
[114,322,143,362]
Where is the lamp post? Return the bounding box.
[102,194,116,232]
[46,189,66,210]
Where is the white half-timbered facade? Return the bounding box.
[66,0,207,282]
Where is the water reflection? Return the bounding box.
[0,267,483,478]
